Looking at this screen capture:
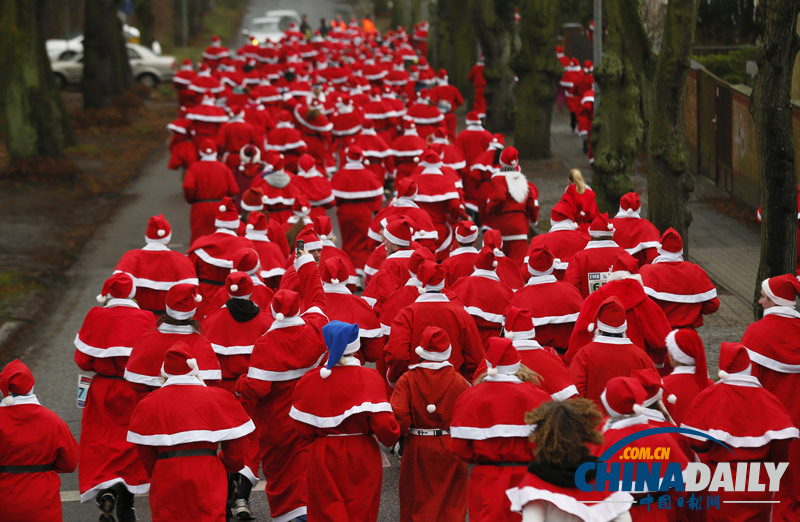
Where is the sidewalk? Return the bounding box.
[517,108,761,368]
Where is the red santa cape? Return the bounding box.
[610,211,661,264]
[563,239,627,298]
[509,275,583,354]
[114,244,198,314]
[451,268,514,347]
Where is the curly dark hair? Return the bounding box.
[156,314,202,334]
[525,398,604,466]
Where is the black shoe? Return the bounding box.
[114,484,136,522]
[97,488,118,522]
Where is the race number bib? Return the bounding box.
[588,272,610,294]
[77,374,93,408]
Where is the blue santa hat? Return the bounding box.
[320,320,361,378]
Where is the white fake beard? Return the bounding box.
[506,171,529,203]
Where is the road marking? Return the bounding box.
[61,481,267,502]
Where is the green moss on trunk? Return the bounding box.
[82,0,135,109]
[471,0,516,131]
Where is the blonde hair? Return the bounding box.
[473,364,541,386]
[569,169,586,194]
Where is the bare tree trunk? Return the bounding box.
[590,10,641,211]
[512,0,560,158]
[0,0,72,164]
[434,0,477,95]
[750,0,800,316]
[471,0,516,131]
[82,0,134,109]
[134,0,155,47]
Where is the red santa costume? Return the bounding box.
[568,296,659,409]
[471,135,504,223]
[564,213,627,298]
[639,228,719,329]
[290,321,401,522]
[249,151,300,224]
[74,274,156,508]
[186,95,228,146]
[0,360,79,522]
[378,247,437,338]
[483,230,526,290]
[484,147,539,263]
[331,146,383,274]
[166,117,198,171]
[450,338,552,521]
[662,329,712,425]
[681,343,799,522]
[609,192,661,266]
[239,188,290,258]
[527,201,589,281]
[350,119,392,182]
[293,154,334,218]
[741,274,800,518]
[294,103,335,175]
[455,111,492,169]
[390,326,471,521]
[266,110,307,174]
[503,307,578,401]
[182,139,240,243]
[509,247,584,355]
[282,195,314,235]
[386,261,485,384]
[235,254,328,522]
[405,90,445,141]
[362,219,415,310]
[451,247,514,348]
[468,58,487,118]
[114,214,198,314]
[562,182,599,234]
[127,343,254,522]
[216,105,262,189]
[124,284,222,389]
[411,150,464,260]
[442,220,480,286]
[389,123,428,182]
[172,59,196,107]
[202,35,230,65]
[314,215,360,288]
[244,212,287,288]
[430,128,467,175]
[566,253,672,370]
[429,70,464,139]
[363,88,399,145]
[367,179,438,251]
[186,197,253,303]
[233,145,266,206]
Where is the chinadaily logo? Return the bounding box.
[575,428,789,510]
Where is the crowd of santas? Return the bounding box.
[556,45,595,161]
[4,21,800,522]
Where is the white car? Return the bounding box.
[51,43,175,90]
[265,9,301,30]
[46,25,145,62]
[244,16,284,44]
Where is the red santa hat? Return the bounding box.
[165,283,202,320]
[601,376,648,417]
[271,289,300,321]
[199,138,217,159]
[245,212,268,235]
[296,229,322,252]
[633,368,676,406]
[215,196,240,229]
[619,192,642,216]
[396,178,418,199]
[589,296,627,335]
[504,306,536,341]
[97,272,136,303]
[761,274,800,308]
[240,188,265,212]
[211,35,222,46]
[550,201,578,227]
[277,110,294,126]
[588,212,615,238]
[717,342,752,380]
[233,248,260,275]
[556,45,565,57]
[345,145,364,164]
[482,229,504,256]
[666,329,709,390]
[226,271,253,299]
[409,247,436,278]
[292,195,311,218]
[180,58,193,70]
[239,143,261,166]
[1,359,35,405]
[465,111,482,125]
[420,149,441,166]
[145,214,172,245]
[160,341,199,379]
[455,220,479,244]
[489,133,505,150]
[527,246,556,276]
[321,257,350,286]
[313,215,334,241]
[417,261,446,293]
[658,227,683,257]
[263,150,285,171]
[485,337,522,376]
[414,326,452,363]
[384,218,413,247]
[297,154,317,175]
[499,147,519,169]
[608,252,641,282]
[474,246,498,271]
[167,117,191,135]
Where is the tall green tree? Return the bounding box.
[512,0,561,158]
[433,0,477,95]
[608,0,700,245]
[0,0,72,164]
[82,0,134,109]
[589,10,641,211]
[750,0,800,316]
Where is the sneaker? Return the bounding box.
[233,499,254,520]
[114,484,136,522]
[97,489,117,522]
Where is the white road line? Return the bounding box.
[60,481,267,502]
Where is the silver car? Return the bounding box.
[51,43,175,90]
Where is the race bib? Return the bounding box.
[77,374,93,408]
[588,272,610,294]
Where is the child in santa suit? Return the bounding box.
[0,359,79,522]
[290,321,401,521]
[127,342,254,522]
[450,338,552,521]
[390,326,471,521]
[74,273,156,520]
[662,329,712,425]
[681,343,799,522]
[506,399,634,522]
[741,274,800,518]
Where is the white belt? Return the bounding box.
[409,428,450,436]
[326,433,362,437]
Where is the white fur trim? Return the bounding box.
[665,330,695,365]
[644,287,717,304]
[679,424,800,448]
[74,334,133,358]
[762,279,797,308]
[289,401,393,428]
[450,423,534,440]
[127,420,255,446]
[210,343,255,356]
[506,486,633,518]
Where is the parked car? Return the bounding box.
[46,25,146,62]
[265,9,301,30]
[243,16,284,44]
[51,43,174,90]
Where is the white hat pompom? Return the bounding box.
[364,159,370,165]
[158,229,166,237]
[487,367,498,376]
[262,195,270,204]
[415,346,424,356]
[718,370,729,380]
[418,286,426,294]
[426,404,436,413]
[276,312,285,321]
[230,284,239,292]
[632,404,645,414]
[96,294,106,303]
[413,157,419,163]
[331,278,339,285]
[607,224,614,230]
[219,205,227,212]
[626,208,634,215]
[320,367,332,378]
[1,396,15,406]
[667,394,677,405]
[587,323,595,333]
[186,358,198,370]
[194,294,203,303]
[246,223,254,230]
[493,248,502,256]
[504,331,514,339]
[492,261,498,268]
